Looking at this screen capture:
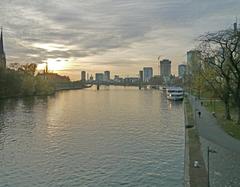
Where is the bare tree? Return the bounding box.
[198,25,240,123]
[9,63,37,76]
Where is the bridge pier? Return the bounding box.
[139,83,142,90]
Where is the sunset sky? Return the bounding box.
[0,0,240,80]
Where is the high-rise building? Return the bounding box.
[81,71,86,82]
[95,73,104,82]
[143,67,153,82]
[87,73,89,80]
[234,22,237,32]
[178,64,187,78]
[0,28,6,69]
[160,59,171,77]
[139,70,143,82]
[187,50,201,75]
[104,71,110,81]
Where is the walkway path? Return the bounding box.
[189,95,240,186]
[189,95,240,154]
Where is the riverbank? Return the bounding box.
[184,97,208,187]
[55,84,92,91]
[0,84,92,100]
[187,95,240,186]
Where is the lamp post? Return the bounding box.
[194,97,198,126]
[195,108,197,126]
[207,146,217,187]
[213,99,215,113]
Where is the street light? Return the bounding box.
[207,146,217,187]
[194,97,198,126]
[213,99,216,113]
[195,109,198,126]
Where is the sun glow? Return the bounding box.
[47,58,67,71]
[37,58,68,71]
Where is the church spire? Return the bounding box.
[0,27,6,69]
[0,27,4,54]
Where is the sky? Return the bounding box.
[0,0,240,80]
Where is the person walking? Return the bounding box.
[198,111,201,118]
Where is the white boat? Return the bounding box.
[166,87,184,101]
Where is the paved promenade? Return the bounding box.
[189,96,240,186]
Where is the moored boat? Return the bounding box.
[166,87,184,101]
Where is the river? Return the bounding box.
[0,86,184,187]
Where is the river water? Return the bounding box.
[0,86,184,187]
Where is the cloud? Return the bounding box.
[0,0,240,79]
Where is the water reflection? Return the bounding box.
[0,96,50,152]
[0,119,5,151]
[0,87,184,187]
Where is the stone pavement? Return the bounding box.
[189,96,240,186]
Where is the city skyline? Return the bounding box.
[1,2,240,186]
[0,0,240,80]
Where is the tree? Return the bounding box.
[21,76,36,95]
[199,60,232,119]
[1,63,54,98]
[198,26,240,123]
[9,63,37,76]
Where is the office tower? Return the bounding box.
[143,67,153,82]
[95,73,104,82]
[104,71,110,81]
[178,64,187,78]
[81,71,86,82]
[160,59,171,77]
[187,50,201,75]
